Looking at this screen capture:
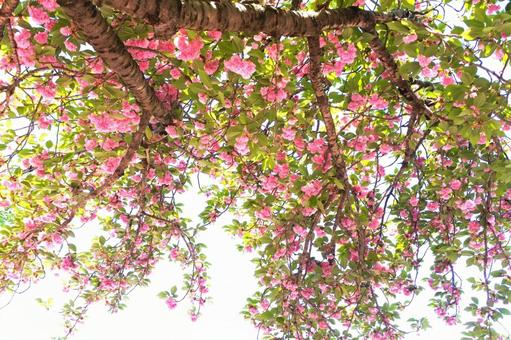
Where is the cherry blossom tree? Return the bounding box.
[0,0,510,338]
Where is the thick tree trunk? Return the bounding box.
[57,0,168,119]
[101,0,392,37]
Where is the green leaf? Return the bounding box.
[399,62,420,77]
[498,22,511,35]
[387,21,409,33]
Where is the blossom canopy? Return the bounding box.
[0,0,510,339]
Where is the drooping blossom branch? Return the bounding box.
[306,36,352,261]
[55,0,167,227]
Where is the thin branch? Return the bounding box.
[306,36,353,263]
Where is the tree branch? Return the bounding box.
[101,0,396,37]
[0,0,19,39]
[307,37,349,183]
[55,0,170,228]
[307,36,352,262]
[57,0,169,119]
[365,28,432,122]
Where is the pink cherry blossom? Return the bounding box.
[262,175,279,192]
[235,135,250,155]
[85,139,98,151]
[338,43,357,64]
[417,55,431,67]
[468,221,480,233]
[38,0,58,11]
[409,196,419,207]
[439,187,452,200]
[38,115,52,129]
[60,26,72,36]
[307,139,326,154]
[224,55,256,79]
[402,33,417,44]
[102,157,122,174]
[36,81,56,99]
[318,320,328,329]
[426,201,440,211]
[487,4,500,14]
[266,43,282,60]
[458,199,476,214]
[348,93,366,111]
[368,94,388,110]
[274,163,289,178]
[28,6,51,25]
[204,59,219,75]
[102,138,120,151]
[293,225,307,236]
[281,127,296,141]
[175,35,203,61]
[255,207,272,220]
[61,256,77,271]
[64,40,77,52]
[165,125,180,138]
[14,29,32,49]
[260,86,287,102]
[441,74,455,86]
[207,31,222,41]
[165,297,177,309]
[34,31,48,44]
[421,64,439,78]
[321,262,332,276]
[301,180,322,197]
[494,48,504,60]
[450,179,462,190]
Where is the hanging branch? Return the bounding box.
[55,0,171,228]
[306,36,353,266]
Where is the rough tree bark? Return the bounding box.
[0,0,19,39]
[57,0,168,120]
[101,0,392,37]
